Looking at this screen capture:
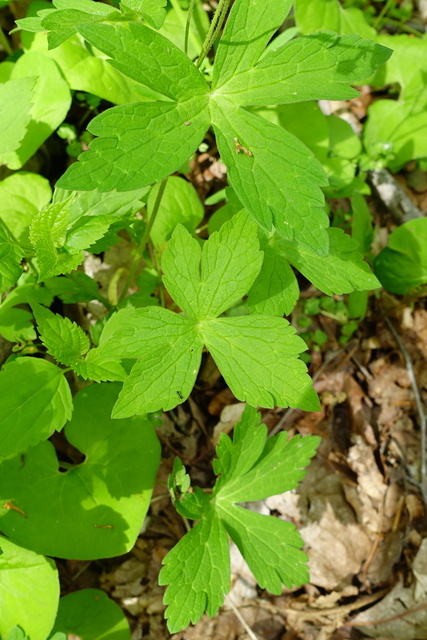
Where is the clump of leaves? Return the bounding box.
[161,406,320,632]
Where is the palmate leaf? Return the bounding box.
[57,1,391,253]
[160,406,320,632]
[96,211,318,418]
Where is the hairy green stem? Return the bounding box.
[196,0,231,68]
[185,0,197,55]
[0,26,12,55]
[118,177,168,303]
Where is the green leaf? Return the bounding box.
[40,2,119,49]
[0,537,59,640]
[0,172,52,248]
[294,0,376,39]
[279,227,381,296]
[30,199,83,280]
[44,272,104,304]
[210,100,330,254]
[33,304,90,365]
[98,307,203,417]
[160,406,320,632]
[58,95,210,192]
[0,383,160,559]
[121,0,167,29]
[0,77,35,163]
[72,348,127,382]
[162,212,263,320]
[49,589,130,640]
[0,308,36,342]
[25,31,163,105]
[97,212,317,416]
[212,0,293,87]
[0,357,73,462]
[247,244,299,316]
[374,218,427,294]
[159,501,230,632]
[363,80,427,170]
[1,51,71,170]
[214,33,392,106]
[147,176,204,248]
[0,222,24,294]
[201,316,320,411]
[33,304,126,381]
[76,22,208,100]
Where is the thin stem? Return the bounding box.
[0,26,12,55]
[196,0,231,68]
[379,15,424,36]
[169,0,201,55]
[118,177,168,303]
[386,317,427,501]
[373,0,394,27]
[185,0,197,55]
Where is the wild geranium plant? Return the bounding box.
[0,0,392,635]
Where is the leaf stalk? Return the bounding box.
[196,0,231,68]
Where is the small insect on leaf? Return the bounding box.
[4,500,28,518]
[234,137,252,157]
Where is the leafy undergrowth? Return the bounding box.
[1,0,427,638]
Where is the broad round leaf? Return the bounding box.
[0,536,59,640]
[50,589,130,640]
[0,357,73,463]
[0,383,160,559]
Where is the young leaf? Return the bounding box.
[33,305,126,382]
[0,537,59,640]
[0,384,160,559]
[30,199,83,280]
[0,308,37,343]
[0,358,73,462]
[33,304,90,366]
[49,589,130,640]
[160,406,320,632]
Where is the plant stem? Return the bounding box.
[185,0,197,55]
[169,0,201,55]
[118,177,168,303]
[196,0,231,68]
[373,0,394,27]
[0,26,12,55]
[379,15,424,36]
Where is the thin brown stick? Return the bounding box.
[385,317,427,501]
[346,600,427,627]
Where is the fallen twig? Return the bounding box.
[385,317,427,501]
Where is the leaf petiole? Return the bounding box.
[196,0,231,68]
[118,177,168,303]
